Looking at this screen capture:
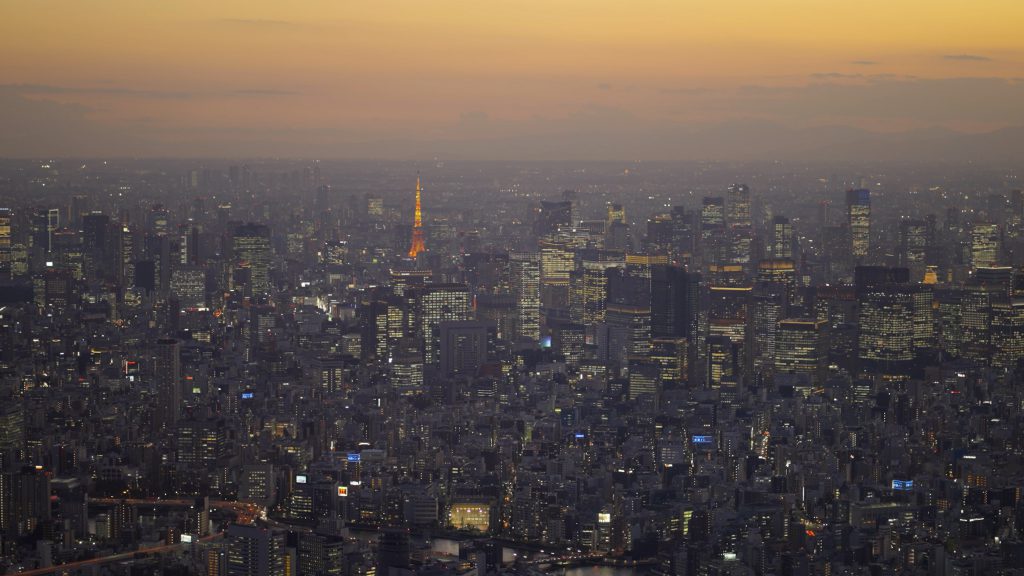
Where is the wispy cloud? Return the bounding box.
[810,72,863,79]
[216,18,297,27]
[231,89,299,96]
[2,84,192,99]
[2,84,297,99]
[851,60,877,66]
[943,53,992,61]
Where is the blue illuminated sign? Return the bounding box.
[692,435,714,445]
[892,480,913,491]
[241,392,254,399]
[574,433,585,439]
[347,453,360,462]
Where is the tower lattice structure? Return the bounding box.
[408,176,426,258]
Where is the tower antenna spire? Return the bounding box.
[408,174,426,258]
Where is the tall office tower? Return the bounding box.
[751,282,787,378]
[51,228,83,279]
[770,216,792,259]
[970,222,1001,269]
[175,420,226,467]
[29,208,56,255]
[232,223,271,294]
[170,266,206,308]
[644,214,674,256]
[117,224,135,290]
[650,265,700,340]
[225,523,287,576]
[606,265,654,366]
[535,200,573,238]
[0,401,24,452]
[910,284,935,351]
[0,208,11,277]
[510,252,541,342]
[700,197,726,265]
[991,298,1024,371]
[297,533,346,576]
[148,205,170,237]
[1,467,52,537]
[706,335,740,389]
[408,176,426,258]
[757,259,797,308]
[607,203,626,227]
[390,337,424,395]
[899,219,932,281]
[856,269,915,378]
[726,184,752,265]
[708,284,753,384]
[774,318,827,386]
[439,321,495,377]
[571,257,621,330]
[154,338,182,431]
[649,337,689,383]
[670,206,697,266]
[846,189,871,260]
[310,356,348,396]
[462,252,511,295]
[69,194,89,228]
[952,269,1013,366]
[539,231,578,309]
[416,283,470,366]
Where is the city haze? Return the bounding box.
[3,1,1024,160]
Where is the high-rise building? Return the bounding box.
[408,176,426,258]
[232,224,271,294]
[117,224,135,290]
[510,252,541,342]
[899,218,932,281]
[726,184,752,265]
[670,206,697,266]
[650,265,700,341]
[535,200,574,238]
[0,208,11,277]
[155,338,182,431]
[416,284,470,365]
[970,222,1001,269]
[225,523,287,576]
[770,215,792,259]
[439,321,495,377]
[858,280,915,378]
[170,266,206,308]
[774,318,827,386]
[846,189,871,260]
[701,197,726,265]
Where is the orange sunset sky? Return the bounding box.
[2,1,1023,159]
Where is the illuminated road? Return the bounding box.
[13,532,222,576]
[88,498,263,524]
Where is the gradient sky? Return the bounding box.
[3,1,1023,159]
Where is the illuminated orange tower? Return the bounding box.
[408,175,426,258]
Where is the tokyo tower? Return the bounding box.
[407,175,426,258]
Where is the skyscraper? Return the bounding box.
[155,338,182,431]
[0,208,11,278]
[232,223,271,294]
[970,222,1001,269]
[408,176,426,258]
[726,184,752,265]
[510,252,541,342]
[770,215,792,259]
[416,283,470,365]
[846,189,871,260]
[774,318,827,386]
